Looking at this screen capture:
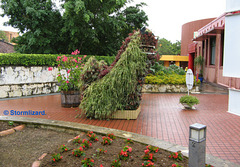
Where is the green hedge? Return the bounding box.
[0,53,115,66]
[145,73,200,85]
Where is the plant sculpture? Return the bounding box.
[79,29,158,119]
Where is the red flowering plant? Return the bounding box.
[96,148,107,157]
[48,49,87,91]
[72,146,86,157]
[142,160,155,167]
[142,148,156,162]
[146,145,159,153]
[118,146,132,160]
[169,151,183,161]
[125,138,134,144]
[80,139,92,149]
[107,133,116,140]
[206,164,214,167]
[81,158,94,167]
[51,153,62,162]
[172,163,182,167]
[102,136,113,145]
[111,159,121,167]
[72,136,81,144]
[59,144,70,153]
[87,131,99,141]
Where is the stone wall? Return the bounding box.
[142,84,199,93]
[0,66,200,98]
[0,66,63,98]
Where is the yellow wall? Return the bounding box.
[164,61,170,67]
[160,55,188,67]
[3,31,19,44]
[160,55,189,62]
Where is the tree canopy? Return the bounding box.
[1,0,148,55]
[157,38,181,55]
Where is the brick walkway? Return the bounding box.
[0,93,240,164]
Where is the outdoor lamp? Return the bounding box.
[189,123,207,167]
[189,123,206,142]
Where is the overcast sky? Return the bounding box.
[0,0,226,42]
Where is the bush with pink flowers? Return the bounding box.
[48,50,87,91]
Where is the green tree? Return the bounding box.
[172,40,181,55]
[1,0,67,53]
[0,30,8,42]
[1,0,148,55]
[157,38,181,55]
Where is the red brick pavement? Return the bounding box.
[0,94,240,164]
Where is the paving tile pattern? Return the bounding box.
[0,94,239,164]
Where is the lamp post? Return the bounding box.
[189,123,207,167]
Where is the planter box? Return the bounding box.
[110,106,141,120]
[61,90,80,108]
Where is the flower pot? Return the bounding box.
[181,103,196,110]
[61,90,80,108]
[198,76,203,83]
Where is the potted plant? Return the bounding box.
[194,55,204,83]
[179,95,199,109]
[49,50,87,107]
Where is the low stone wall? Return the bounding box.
[0,66,61,84]
[0,83,59,98]
[142,84,199,93]
[0,66,199,98]
[0,66,62,98]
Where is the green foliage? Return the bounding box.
[0,53,60,66]
[157,38,181,55]
[1,0,148,55]
[8,121,14,126]
[168,65,185,75]
[1,0,64,53]
[194,55,204,76]
[79,56,108,98]
[0,30,8,42]
[145,72,200,85]
[56,54,87,91]
[150,64,185,75]
[145,73,186,85]
[0,53,115,66]
[179,95,199,107]
[79,32,147,119]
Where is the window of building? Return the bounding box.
[202,40,205,57]
[205,40,208,66]
[210,37,216,65]
[220,32,224,66]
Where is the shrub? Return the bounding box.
[79,56,108,100]
[150,64,185,75]
[0,53,115,66]
[179,95,199,108]
[145,73,200,85]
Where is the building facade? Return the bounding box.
[3,31,19,44]
[160,55,188,69]
[181,18,215,56]
[187,14,240,89]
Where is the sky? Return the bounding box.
[0,0,226,42]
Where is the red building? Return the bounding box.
[182,14,240,89]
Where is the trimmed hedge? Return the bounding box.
[0,53,115,66]
[145,73,200,85]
